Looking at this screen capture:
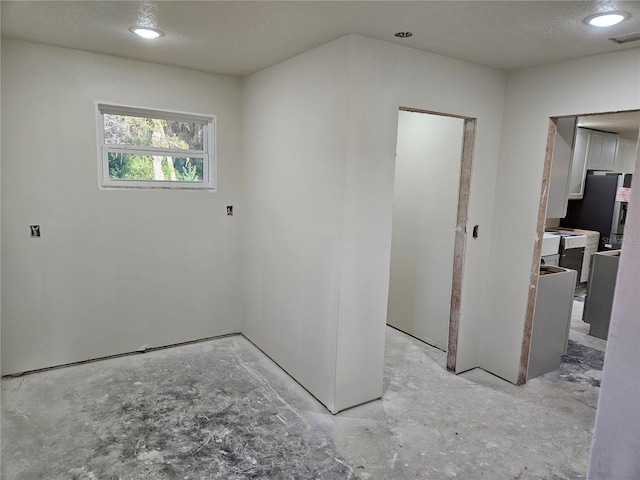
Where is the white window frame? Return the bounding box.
[97,103,216,190]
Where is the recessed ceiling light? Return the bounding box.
[585,12,629,28]
[129,26,164,39]
[395,31,413,38]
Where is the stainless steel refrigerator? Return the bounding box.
[561,173,632,251]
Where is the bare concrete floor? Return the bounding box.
[2,323,600,480]
[569,298,607,353]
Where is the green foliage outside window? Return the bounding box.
[108,153,203,182]
[105,114,204,183]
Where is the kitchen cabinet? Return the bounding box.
[586,130,618,170]
[529,265,576,379]
[567,128,590,200]
[546,228,599,283]
[583,250,620,340]
[602,136,618,170]
[547,124,619,218]
[581,233,600,283]
[547,117,577,218]
[568,128,619,201]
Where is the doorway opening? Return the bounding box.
[386,108,476,373]
[522,110,639,383]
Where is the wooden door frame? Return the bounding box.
[518,118,557,384]
[446,117,476,372]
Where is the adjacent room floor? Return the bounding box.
[2,310,604,480]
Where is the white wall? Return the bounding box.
[1,39,243,374]
[343,35,506,378]
[587,146,640,479]
[387,111,464,350]
[242,37,350,412]
[9,34,633,414]
[485,49,640,383]
[243,35,506,413]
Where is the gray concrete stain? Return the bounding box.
[2,328,600,480]
[558,340,605,388]
[2,338,354,480]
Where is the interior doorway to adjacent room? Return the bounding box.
[523,109,639,382]
[387,108,475,372]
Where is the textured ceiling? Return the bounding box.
[2,1,639,135]
[3,1,640,77]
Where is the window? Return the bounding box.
[98,104,215,189]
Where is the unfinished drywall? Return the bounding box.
[341,35,506,379]
[387,111,464,350]
[243,35,506,412]
[587,144,640,479]
[486,49,640,383]
[242,37,350,412]
[1,39,243,374]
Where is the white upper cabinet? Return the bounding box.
[586,130,619,170]
[548,125,620,219]
[568,128,590,200]
[600,133,619,170]
[547,117,577,218]
[567,128,619,201]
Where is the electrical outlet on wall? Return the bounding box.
[30,225,41,237]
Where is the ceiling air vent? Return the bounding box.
[609,32,640,44]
